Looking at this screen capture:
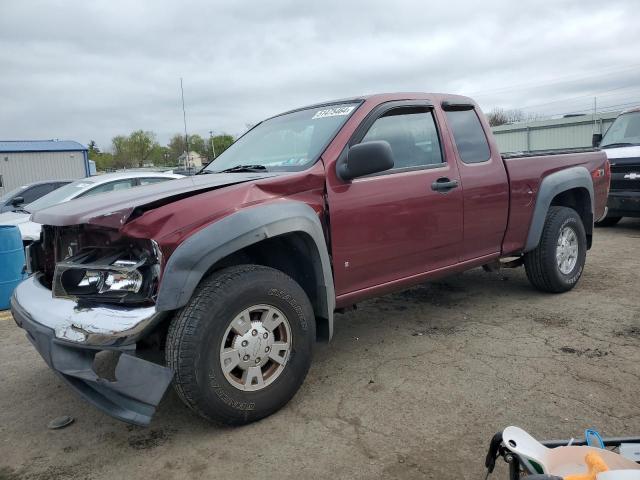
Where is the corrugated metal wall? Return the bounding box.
[492,111,620,153]
[0,151,87,194]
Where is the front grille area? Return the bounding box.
[609,157,640,192]
[37,225,129,288]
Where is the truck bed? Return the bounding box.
[501,147,600,159]
[501,149,609,255]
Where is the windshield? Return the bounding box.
[203,103,359,173]
[24,179,95,213]
[601,111,640,148]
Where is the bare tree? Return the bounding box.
[487,108,526,127]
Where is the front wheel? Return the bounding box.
[166,265,315,426]
[524,206,587,293]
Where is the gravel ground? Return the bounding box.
[1,219,639,480]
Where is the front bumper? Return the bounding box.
[608,191,640,217]
[11,275,173,426]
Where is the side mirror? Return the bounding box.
[592,133,603,148]
[337,141,394,181]
[10,196,24,207]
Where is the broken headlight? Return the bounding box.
[52,248,159,304]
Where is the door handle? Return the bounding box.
[431,177,459,192]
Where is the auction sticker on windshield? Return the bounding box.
[312,106,356,119]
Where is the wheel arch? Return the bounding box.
[524,166,594,252]
[550,187,593,249]
[155,202,336,341]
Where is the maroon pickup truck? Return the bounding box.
[12,93,610,426]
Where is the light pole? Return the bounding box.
[209,130,217,159]
[180,77,190,171]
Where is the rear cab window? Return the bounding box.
[444,109,491,163]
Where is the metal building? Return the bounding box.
[491,111,620,154]
[0,140,89,195]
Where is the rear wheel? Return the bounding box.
[595,215,622,227]
[166,265,315,425]
[524,206,587,293]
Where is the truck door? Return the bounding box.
[442,105,509,261]
[327,102,464,296]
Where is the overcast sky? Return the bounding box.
[1,0,639,150]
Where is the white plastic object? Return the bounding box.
[598,470,640,480]
[502,426,640,477]
[620,444,640,462]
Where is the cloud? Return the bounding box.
[1,0,638,149]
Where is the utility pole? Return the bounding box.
[209,130,216,159]
[180,77,190,171]
[592,96,597,135]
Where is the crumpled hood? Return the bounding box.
[32,172,281,229]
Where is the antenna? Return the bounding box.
[180,77,190,171]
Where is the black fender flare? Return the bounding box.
[524,166,594,252]
[155,201,335,337]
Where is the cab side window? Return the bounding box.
[444,109,491,163]
[361,108,443,170]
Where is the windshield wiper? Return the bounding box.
[601,142,638,149]
[216,165,268,173]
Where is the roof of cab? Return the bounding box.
[274,92,476,119]
[621,106,640,114]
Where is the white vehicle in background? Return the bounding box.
[593,106,640,226]
[0,171,183,242]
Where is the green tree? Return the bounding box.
[168,133,209,163]
[111,135,132,169]
[87,140,114,171]
[94,152,114,171]
[189,134,206,157]
[87,140,100,156]
[128,130,158,167]
[148,144,171,166]
[210,134,235,158]
[167,134,185,163]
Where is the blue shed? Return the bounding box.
[0,140,90,196]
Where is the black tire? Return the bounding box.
[524,206,587,293]
[595,215,622,227]
[166,264,315,426]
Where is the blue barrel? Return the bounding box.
[0,225,25,310]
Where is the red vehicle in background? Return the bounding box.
[12,93,609,426]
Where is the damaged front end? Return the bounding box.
[12,224,173,426]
